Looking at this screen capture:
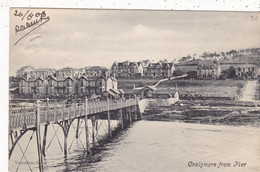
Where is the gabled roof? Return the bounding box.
[197,60,220,69]
[47,76,74,81]
[85,66,108,70]
[27,77,44,82]
[109,88,121,94]
[147,63,158,69]
[112,62,118,67]
[58,67,74,71]
[19,77,27,81]
[78,75,88,80]
[129,62,138,68]
[118,89,125,94]
[102,90,118,97]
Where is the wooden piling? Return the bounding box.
[63,121,68,157]
[120,98,124,129]
[107,98,112,137]
[42,124,48,157]
[129,106,132,124]
[36,100,44,171]
[91,116,96,146]
[134,95,138,121]
[76,118,80,139]
[84,98,90,152]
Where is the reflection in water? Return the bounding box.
[9,115,260,171]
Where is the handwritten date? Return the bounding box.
[14,10,50,34]
[13,10,50,46]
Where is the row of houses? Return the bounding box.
[17,66,117,97]
[19,75,117,97]
[176,60,259,79]
[111,60,175,78]
[17,66,111,80]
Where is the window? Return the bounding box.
[80,80,84,87]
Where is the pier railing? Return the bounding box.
[9,98,137,130]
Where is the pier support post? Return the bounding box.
[42,124,48,157]
[126,108,129,126]
[36,100,44,171]
[57,120,71,157]
[76,118,80,139]
[84,98,90,152]
[91,116,96,146]
[129,106,132,124]
[107,98,112,137]
[120,98,124,129]
[134,95,138,121]
[63,121,68,157]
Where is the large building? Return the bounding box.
[111,60,174,78]
[146,62,175,78]
[16,66,35,78]
[85,66,111,77]
[19,75,117,98]
[111,61,144,78]
[197,61,221,79]
[19,77,48,96]
[78,75,117,96]
[234,64,259,79]
[47,76,78,95]
[55,67,75,77]
[17,65,117,98]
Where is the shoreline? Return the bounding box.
[141,99,260,127]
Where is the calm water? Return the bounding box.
[10,119,260,172]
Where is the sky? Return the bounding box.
[9,9,260,76]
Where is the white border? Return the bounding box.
[1,0,259,171]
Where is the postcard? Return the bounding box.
[9,8,260,171]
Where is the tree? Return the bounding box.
[173,70,185,76]
[220,66,236,79]
[187,71,197,79]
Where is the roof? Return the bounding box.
[147,62,174,69]
[48,76,75,81]
[78,75,88,80]
[27,77,44,82]
[102,90,118,97]
[109,89,121,94]
[118,89,125,94]
[197,60,220,69]
[153,89,177,95]
[85,66,108,70]
[9,87,18,92]
[58,67,74,71]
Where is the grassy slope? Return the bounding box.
[118,78,247,98]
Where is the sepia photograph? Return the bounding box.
[9,8,260,171]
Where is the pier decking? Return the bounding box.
[9,98,141,172]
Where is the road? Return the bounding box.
[240,80,258,101]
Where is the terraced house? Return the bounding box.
[85,66,111,77]
[234,64,259,79]
[28,68,56,79]
[47,76,77,95]
[19,77,47,96]
[111,61,143,78]
[197,61,221,79]
[77,75,117,96]
[146,62,175,78]
[55,67,75,77]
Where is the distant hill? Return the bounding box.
[177,47,260,65]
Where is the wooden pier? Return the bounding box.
[9,97,141,172]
